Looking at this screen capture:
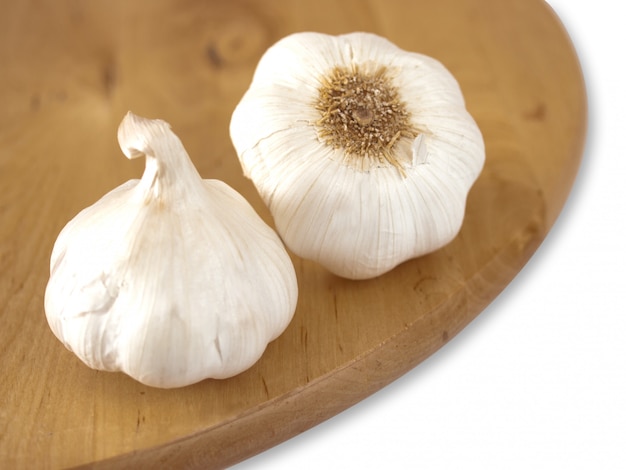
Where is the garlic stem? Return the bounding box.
[117,112,204,201]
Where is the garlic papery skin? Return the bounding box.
[230,32,485,280]
[44,112,298,388]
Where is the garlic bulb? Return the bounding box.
[44,112,298,388]
[230,32,485,279]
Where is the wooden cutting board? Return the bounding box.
[0,0,586,468]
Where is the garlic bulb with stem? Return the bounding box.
[230,32,485,280]
[44,112,298,388]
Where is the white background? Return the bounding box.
[235,1,626,468]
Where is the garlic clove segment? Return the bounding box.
[230,32,485,280]
[44,112,298,388]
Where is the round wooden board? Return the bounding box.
[0,0,586,468]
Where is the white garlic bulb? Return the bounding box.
[230,32,485,279]
[44,112,298,388]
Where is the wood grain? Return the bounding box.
[0,0,586,468]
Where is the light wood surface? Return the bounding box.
[0,0,586,468]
